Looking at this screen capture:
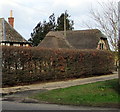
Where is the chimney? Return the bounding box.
[8,10,14,27]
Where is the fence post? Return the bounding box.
[118,1,120,84]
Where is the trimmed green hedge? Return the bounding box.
[2,46,114,87]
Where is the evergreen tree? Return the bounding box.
[29,12,74,46]
[29,13,56,46]
[56,11,74,31]
[48,13,56,31]
[29,22,43,46]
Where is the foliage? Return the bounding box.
[29,12,74,46]
[2,46,114,87]
[56,11,74,31]
[29,13,56,46]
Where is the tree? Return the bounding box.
[85,1,118,51]
[87,1,120,84]
[48,13,56,31]
[29,12,74,46]
[29,13,56,46]
[29,22,43,46]
[56,11,74,31]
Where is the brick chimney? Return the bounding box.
[8,10,14,27]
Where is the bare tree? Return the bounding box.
[85,1,118,51]
[85,0,120,83]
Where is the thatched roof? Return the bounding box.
[38,29,109,49]
[0,18,29,43]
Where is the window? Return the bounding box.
[10,43,13,46]
[1,43,5,45]
[6,43,10,46]
[99,43,104,50]
[14,44,20,46]
[20,43,23,46]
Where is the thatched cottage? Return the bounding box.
[38,29,110,50]
[0,11,31,47]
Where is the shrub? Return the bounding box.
[2,46,114,87]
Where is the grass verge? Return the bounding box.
[31,79,120,108]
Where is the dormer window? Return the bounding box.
[99,43,104,50]
[97,39,106,50]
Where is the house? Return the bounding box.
[0,11,31,47]
[38,29,110,50]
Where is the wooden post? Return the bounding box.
[64,11,67,38]
[63,11,73,48]
[118,1,120,84]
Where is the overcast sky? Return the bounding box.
[0,0,117,40]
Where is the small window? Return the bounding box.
[20,43,23,46]
[99,43,104,50]
[10,43,13,46]
[1,43,5,45]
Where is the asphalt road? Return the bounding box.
[2,101,119,111]
[2,73,119,111]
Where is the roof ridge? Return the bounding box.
[48,29,100,33]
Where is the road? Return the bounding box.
[2,101,119,111]
[2,73,119,111]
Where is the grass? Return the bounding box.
[31,79,120,108]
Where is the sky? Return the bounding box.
[0,0,117,40]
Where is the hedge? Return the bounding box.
[2,46,114,87]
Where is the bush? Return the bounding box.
[2,46,114,87]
